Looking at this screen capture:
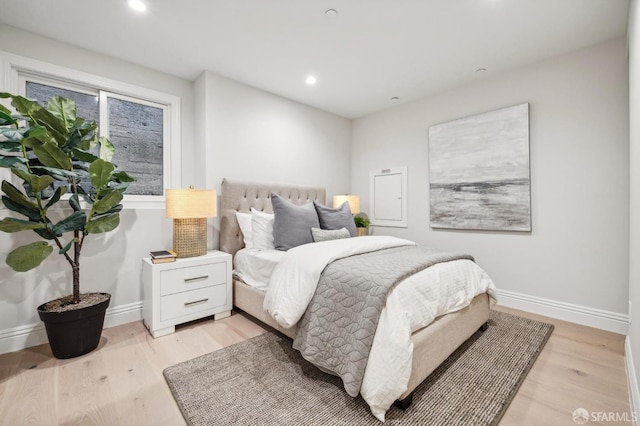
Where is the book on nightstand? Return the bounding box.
[150,250,177,264]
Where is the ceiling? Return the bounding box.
[0,0,630,119]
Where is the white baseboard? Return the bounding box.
[0,300,143,356]
[496,289,629,334]
[626,337,640,426]
[0,290,629,354]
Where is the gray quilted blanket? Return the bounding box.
[292,246,474,397]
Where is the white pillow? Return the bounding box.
[251,208,275,250]
[235,211,253,249]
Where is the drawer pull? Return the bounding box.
[184,298,209,306]
[184,275,209,283]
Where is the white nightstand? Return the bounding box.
[142,250,232,338]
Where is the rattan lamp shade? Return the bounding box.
[333,195,360,214]
[166,188,217,258]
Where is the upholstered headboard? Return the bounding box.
[220,178,326,256]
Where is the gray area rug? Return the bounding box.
[164,310,553,425]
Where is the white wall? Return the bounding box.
[352,38,630,328]
[0,27,352,354]
[0,24,194,353]
[195,71,352,249]
[627,0,640,411]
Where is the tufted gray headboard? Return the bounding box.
[220,178,326,256]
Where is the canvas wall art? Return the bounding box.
[428,103,531,231]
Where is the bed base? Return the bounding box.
[233,279,490,407]
[393,320,490,410]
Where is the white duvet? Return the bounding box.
[263,236,497,422]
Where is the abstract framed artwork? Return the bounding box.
[428,103,531,231]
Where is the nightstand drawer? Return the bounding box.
[160,284,227,322]
[160,262,227,296]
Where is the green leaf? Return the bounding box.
[112,170,135,183]
[1,195,42,221]
[98,137,115,162]
[25,125,49,138]
[93,190,123,214]
[52,210,86,235]
[0,218,45,233]
[59,238,76,255]
[85,213,119,234]
[47,96,76,131]
[9,95,41,117]
[10,169,55,194]
[1,180,38,209]
[0,155,27,168]
[110,182,130,192]
[76,132,98,151]
[0,109,15,125]
[6,241,53,272]
[11,166,31,182]
[69,194,81,211]
[29,174,55,193]
[31,107,67,146]
[22,127,55,148]
[71,148,99,163]
[65,128,84,151]
[94,204,123,217]
[0,141,23,152]
[30,166,78,180]
[44,185,67,209]
[76,119,96,138]
[0,127,27,142]
[32,141,72,170]
[89,158,114,189]
[0,102,12,114]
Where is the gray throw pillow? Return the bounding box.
[313,201,357,237]
[312,227,351,242]
[271,193,320,251]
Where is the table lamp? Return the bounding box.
[333,194,360,214]
[165,187,217,258]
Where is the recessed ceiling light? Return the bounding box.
[475,67,487,73]
[325,9,338,18]
[305,75,317,86]
[391,96,400,101]
[127,0,147,12]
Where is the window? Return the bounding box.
[1,51,181,208]
[106,95,164,196]
[22,76,167,197]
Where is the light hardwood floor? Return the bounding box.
[0,305,631,426]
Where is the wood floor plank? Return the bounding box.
[0,307,631,425]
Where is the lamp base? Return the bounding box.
[173,218,208,258]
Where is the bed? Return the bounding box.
[219,178,495,421]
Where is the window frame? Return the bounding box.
[0,51,182,209]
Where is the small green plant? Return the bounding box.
[354,215,370,228]
[0,92,134,304]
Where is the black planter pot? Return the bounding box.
[37,293,111,359]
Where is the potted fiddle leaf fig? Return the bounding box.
[0,92,134,359]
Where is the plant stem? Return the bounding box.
[21,115,80,297]
[73,229,80,303]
